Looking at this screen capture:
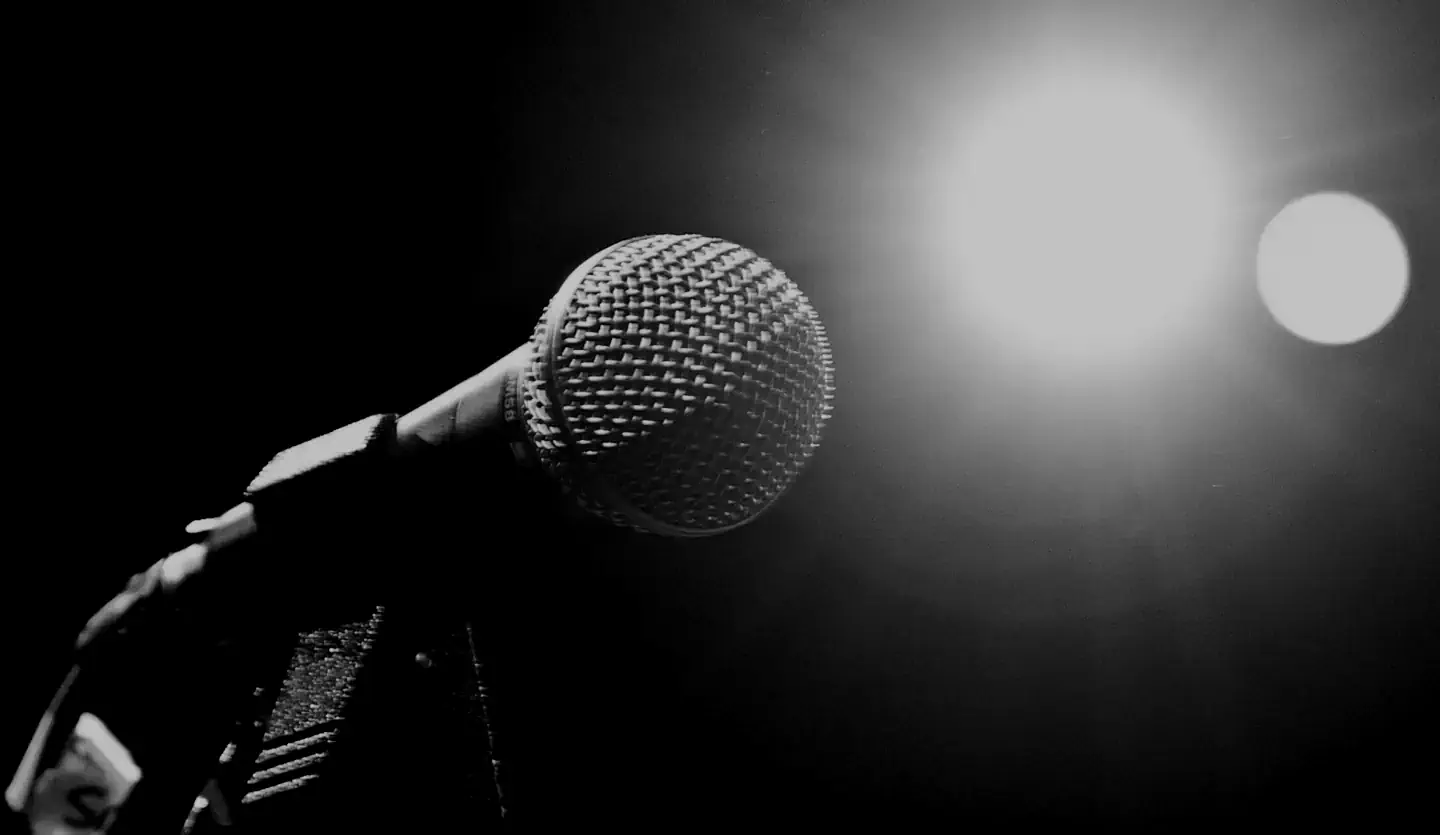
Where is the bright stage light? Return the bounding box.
[948,73,1233,366]
[1257,192,1409,345]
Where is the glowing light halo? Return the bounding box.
[946,71,1235,367]
[1257,192,1409,345]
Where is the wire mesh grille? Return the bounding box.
[521,234,835,536]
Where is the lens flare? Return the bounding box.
[949,73,1233,366]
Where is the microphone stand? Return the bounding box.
[8,413,512,832]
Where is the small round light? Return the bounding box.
[1257,192,1409,345]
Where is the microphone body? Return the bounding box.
[97,231,837,629]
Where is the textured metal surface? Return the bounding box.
[258,609,383,739]
[521,234,835,536]
[182,600,501,832]
[242,607,385,806]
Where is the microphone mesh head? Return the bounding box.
[520,234,835,537]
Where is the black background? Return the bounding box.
[9,1,1439,829]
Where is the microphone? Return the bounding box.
[8,233,835,831]
[399,232,836,536]
[96,232,834,640]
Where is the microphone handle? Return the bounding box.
[89,335,537,661]
[395,343,530,450]
[78,330,535,663]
